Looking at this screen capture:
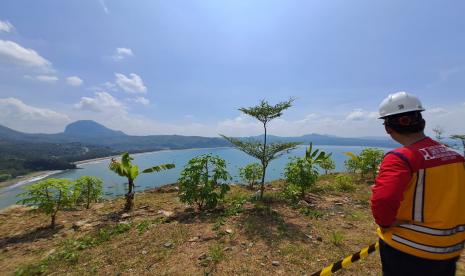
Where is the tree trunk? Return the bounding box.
[125,179,135,211]
[86,188,90,209]
[51,214,56,229]
[260,122,267,200]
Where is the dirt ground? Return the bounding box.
[1,175,464,275]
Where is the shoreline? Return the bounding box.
[73,146,232,166]
[0,147,232,190]
[0,170,63,191]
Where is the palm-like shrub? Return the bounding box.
[109,152,175,211]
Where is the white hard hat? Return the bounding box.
[378,91,425,119]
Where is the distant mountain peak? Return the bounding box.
[64,120,126,137]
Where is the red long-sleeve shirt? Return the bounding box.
[370,137,450,227]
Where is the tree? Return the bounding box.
[238,163,263,189]
[17,178,75,228]
[319,154,335,175]
[432,126,445,142]
[109,152,175,211]
[178,154,231,210]
[284,143,328,198]
[450,134,465,156]
[74,176,103,209]
[359,148,385,180]
[345,149,384,181]
[221,99,300,199]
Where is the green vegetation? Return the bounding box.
[333,175,356,192]
[178,154,231,210]
[320,154,336,175]
[109,152,175,211]
[221,99,300,199]
[73,176,103,209]
[284,143,329,199]
[345,148,384,181]
[238,163,262,189]
[17,179,75,228]
[331,231,344,246]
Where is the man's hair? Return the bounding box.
[384,111,425,134]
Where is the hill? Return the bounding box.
[0,120,399,182]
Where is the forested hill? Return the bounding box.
[0,120,398,181]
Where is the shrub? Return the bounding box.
[238,163,263,189]
[345,148,384,181]
[17,178,75,228]
[109,152,175,211]
[319,155,336,174]
[73,176,103,209]
[178,154,231,210]
[333,175,356,192]
[284,143,329,198]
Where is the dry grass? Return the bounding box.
[1,176,464,276]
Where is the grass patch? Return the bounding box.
[15,223,133,275]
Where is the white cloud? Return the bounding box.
[99,0,109,14]
[66,76,83,87]
[132,97,150,106]
[75,91,124,112]
[36,75,58,83]
[115,73,147,93]
[425,107,447,116]
[0,98,70,133]
[345,109,378,121]
[0,20,13,33]
[0,40,52,70]
[113,47,134,61]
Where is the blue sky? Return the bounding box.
[0,0,464,137]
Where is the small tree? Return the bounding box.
[74,176,103,209]
[359,148,385,180]
[450,135,465,157]
[178,154,231,210]
[319,154,335,175]
[432,126,445,142]
[221,99,300,199]
[284,143,328,198]
[239,163,263,189]
[109,153,175,211]
[17,178,74,228]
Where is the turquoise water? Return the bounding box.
[0,145,389,209]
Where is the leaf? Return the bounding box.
[142,164,175,173]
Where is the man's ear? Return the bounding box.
[385,125,393,134]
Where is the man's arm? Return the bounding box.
[371,152,413,228]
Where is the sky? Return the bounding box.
[0,0,464,138]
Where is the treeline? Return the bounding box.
[0,141,116,181]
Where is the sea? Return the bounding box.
[0,145,390,209]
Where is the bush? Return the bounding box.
[345,148,384,181]
[73,176,103,209]
[284,144,329,198]
[238,163,262,189]
[178,154,231,210]
[319,155,336,174]
[17,178,75,228]
[333,175,356,192]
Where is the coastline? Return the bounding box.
[0,170,63,191]
[0,147,232,190]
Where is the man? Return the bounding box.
[371,91,465,276]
